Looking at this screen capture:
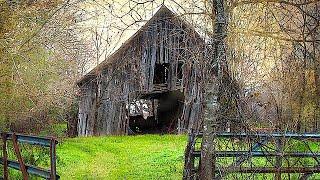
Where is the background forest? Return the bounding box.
[0,0,88,134]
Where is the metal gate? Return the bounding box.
[1,132,59,179]
[184,132,320,179]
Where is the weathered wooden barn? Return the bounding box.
[77,5,206,136]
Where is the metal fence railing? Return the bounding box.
[1,132,59,180]
[184,132,320,179]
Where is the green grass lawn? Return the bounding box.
[57,135,187,179]
[4,132,320,179]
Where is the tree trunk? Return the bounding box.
[200,0,227,179]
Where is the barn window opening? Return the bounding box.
[177,61,183,80]
[153,63,170,84]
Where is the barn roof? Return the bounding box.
[77,5,202,85]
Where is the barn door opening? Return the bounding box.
[156,91,184,133]
[128,91,184,134]
[128,99,158,134]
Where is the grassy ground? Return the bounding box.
[3,130,320,179]
[57,135,187,179]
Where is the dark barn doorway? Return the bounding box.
[128,91,184,134]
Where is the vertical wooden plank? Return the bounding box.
[2,133,8,180]
[183,131,196,179]
[154,99,158,125]
[149,24,157,91]
[160,28,164,64]
[12,133,28,180]
[126,94,130,135]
